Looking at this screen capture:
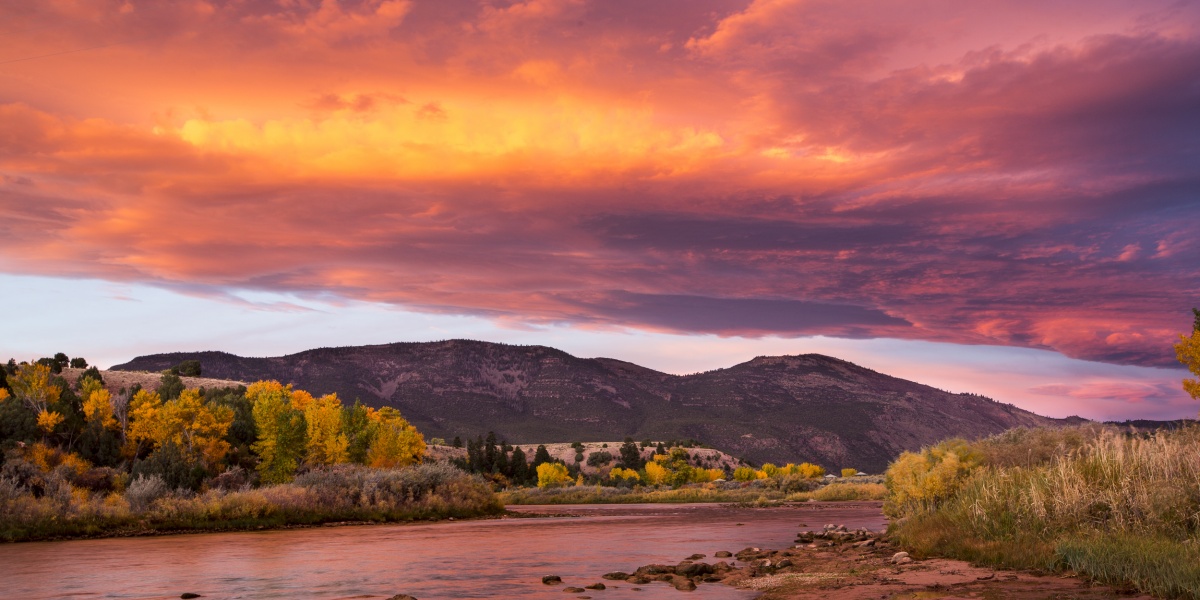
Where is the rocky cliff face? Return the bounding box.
[112,340,1073,472]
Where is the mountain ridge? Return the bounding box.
[111,339,1079,472]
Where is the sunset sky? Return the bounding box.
[1,0,1198,421]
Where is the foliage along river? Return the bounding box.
[1,502,887,599]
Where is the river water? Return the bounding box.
[0,502,886,600]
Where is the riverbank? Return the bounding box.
[499,480,886,505]
[0,463,503,542]
[571,522,1154,599]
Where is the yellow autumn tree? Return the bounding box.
[364,406,425,468]
[247,380,307,484]
[160,389,234,468]
[80,376,117,430]
[304,393,349,466]
[9,362,63,434]
[796,462,826,478]
[124,387,233,468]
[126,388,165,457]
[609,467,640,481]
[643,460,668,485]
[289,389,315,412]
[732,466,760,481]
[1175,308,1200,412]
[536,462,571,487]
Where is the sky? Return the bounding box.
[0,0,1197,421]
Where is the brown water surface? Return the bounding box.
[0,502,885,600]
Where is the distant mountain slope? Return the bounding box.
[112,340,1073,472]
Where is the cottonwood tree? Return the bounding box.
[9,363,64,435]
[247,380,306,484]
[125,387,234,469]
[1175,308,1200,411]
[364,406,425,468]
[304,393,349,466]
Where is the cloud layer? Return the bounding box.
[1,0,1198,372]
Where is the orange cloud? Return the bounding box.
[1,0,1198,368]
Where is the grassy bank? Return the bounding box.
[0,462,503,542]
[499,480,886,505]
[886,425,1200,598]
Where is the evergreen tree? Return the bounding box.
[452,436,463,448]
[484,431,499,473]
[619,437,644,470]
[533,444,552,468]
[157,372,185,401]
[81,366,104,385]
[467,436,482,472]
[495,446,509,477]
[69,357,88,369]
[510,446,529,484]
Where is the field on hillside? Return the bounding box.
[60,367,247,395]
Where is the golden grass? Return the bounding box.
[886,425,1200,598]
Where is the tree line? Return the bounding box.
[0,357,426,492]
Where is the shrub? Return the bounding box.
[586,450,613,467]
[536,462,572,488]
[210,466,251,491]
[841,468,858,477]
[126,474,168,512]
[884,438,982,517]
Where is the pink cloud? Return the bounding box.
[0,0,1197,370]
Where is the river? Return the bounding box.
[0,502,887,600]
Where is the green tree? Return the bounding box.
[484,431,499,473]
[69,357,88,369]
[81,366,104,385]
[619,437,644,470]
[157,372,185,401]
[36,357,62,375]
[510,446,530,484]
[247,381,306,484]
[9,363,64,436]
[342,400,375,464]
[0,388,37,446]
[206,386,256,471]
[532,444,552,468]
[173,360,202,377]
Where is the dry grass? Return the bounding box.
[0,462,501,542]
[787,482,887,502]
[887,425,1200,598]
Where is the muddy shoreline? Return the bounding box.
[550,508,1158,600]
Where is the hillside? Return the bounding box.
[112,340,1074,472]
[58,367,247,396]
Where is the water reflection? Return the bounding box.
[1,502,885,600]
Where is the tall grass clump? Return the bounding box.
[885,425,1200,598]
[788,482,887,502]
